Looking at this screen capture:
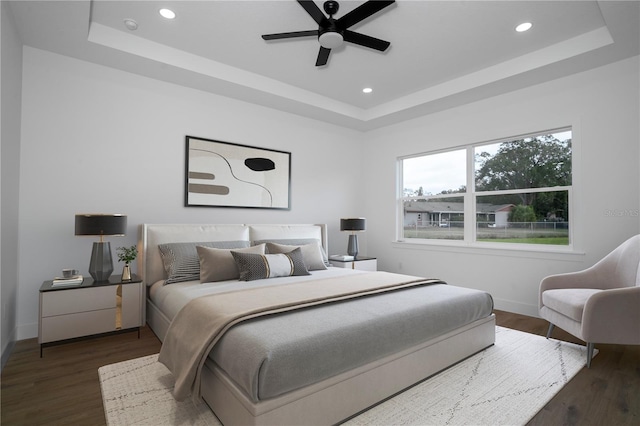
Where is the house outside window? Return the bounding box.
[399,128,572,246]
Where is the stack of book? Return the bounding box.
[329,255,354,261]
[52,275,84,287]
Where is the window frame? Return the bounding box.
[397,127,573,251]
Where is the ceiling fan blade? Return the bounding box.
[298,0,327,26]
[316,47,331,66]
[337,0,395,29]
[262,30,318,40]
[343,30,390,51]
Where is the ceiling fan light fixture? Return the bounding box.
[319,32,344,49]
[362,87,373,93]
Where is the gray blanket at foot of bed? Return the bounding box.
[210,283,493,402]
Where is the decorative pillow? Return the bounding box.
[265,242,328,271]
[232,247,310,281]
[253,238,329,266]
[158,240,250,284]
[197,244,265,283]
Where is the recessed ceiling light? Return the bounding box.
[363,88,373,94]
[515,22,533,32]
[159,8,176,20]
[123,18,138,31]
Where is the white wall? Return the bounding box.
[16,47,364,339]
[11,43,640,341]
[1,0,23,368]
[363,56,640,316]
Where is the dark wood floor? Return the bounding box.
[1,311,638,425]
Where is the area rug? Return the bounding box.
[99,326,594,425]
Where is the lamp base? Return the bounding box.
[347,234,359,259]
[89,241,114,282]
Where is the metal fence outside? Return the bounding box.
[403,221,569,241]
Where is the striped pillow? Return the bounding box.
[158,240,250,284]
[231,247,310,281]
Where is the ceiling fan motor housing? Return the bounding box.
[323,1,340,15]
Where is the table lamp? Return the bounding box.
[75,214,127,282]
[340,218,366,258]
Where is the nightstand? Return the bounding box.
[38,274,144,356]
[329,256,377,271]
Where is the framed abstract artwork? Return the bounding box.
[185,136,291,209]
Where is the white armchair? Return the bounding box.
[539,234,640,367]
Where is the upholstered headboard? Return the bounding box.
[138,224,328,285]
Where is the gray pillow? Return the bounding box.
[232,247,310,281]
[253,238,329,266]
[158,240,250,284]
[266,242,327,271]
[197,244,265,283]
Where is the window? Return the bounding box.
[399,129,572,246]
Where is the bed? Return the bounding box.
[139,223,495,425]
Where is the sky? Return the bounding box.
[402,130,572,196]
[403,149,466,196]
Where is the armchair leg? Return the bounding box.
[546,323,555,339]
[587,342,595,368]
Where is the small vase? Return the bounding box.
[121,264,132,281]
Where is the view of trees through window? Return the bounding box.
[400,129,572,245]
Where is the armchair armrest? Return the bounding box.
[582,286,640,344]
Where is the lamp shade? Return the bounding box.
[75,214,127,236]
[340,218,366,232]
[75,214,127,282]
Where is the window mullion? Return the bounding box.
[397,159,404,240]
[476,186,571,197]
[464,147,475,243]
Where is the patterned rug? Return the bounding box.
[99,326,594,425]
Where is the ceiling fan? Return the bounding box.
[262,0,395,66]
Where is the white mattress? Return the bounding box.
[149,267,368,321]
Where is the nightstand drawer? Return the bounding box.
[41,286,116,317]
[40,308,118,343]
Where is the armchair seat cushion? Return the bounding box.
[542,288,603,321]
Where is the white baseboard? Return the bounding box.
[493,298,539,318]
[17,322,38,341]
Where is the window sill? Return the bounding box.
[392,239,585,262]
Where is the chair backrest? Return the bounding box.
[590,235,640,289]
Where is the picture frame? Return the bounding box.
[185,136,291,209]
